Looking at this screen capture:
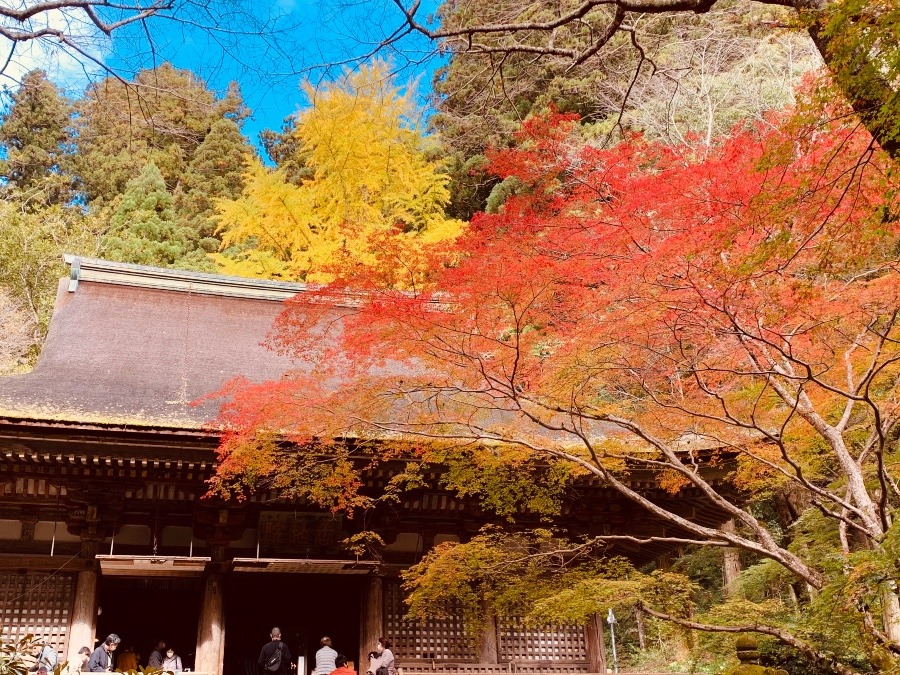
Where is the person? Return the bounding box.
[375,639,394,675]
[329,655,355,675]
[147,641,166,669]
[161,648,183,673]
[258,628,293,675]
[76,647,91,673]
[31,641,59,673]
[365,650,381,675]
[313,638,336,675]
[88,634,120,673]
[116,647,138,672]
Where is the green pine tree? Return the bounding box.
[258,114,310,185]
[175,117,252,251]
[0,69,75,204]
[74,63,248,205]
[102,162,212,270]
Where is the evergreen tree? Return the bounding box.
[0,69,75,204]
[102,162,212,270]
[175,117,252,251]
[74,63,248,205]
[258,114,309,185]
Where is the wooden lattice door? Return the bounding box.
[384,578,476,661]
[0,572,76,658]
[498,618,587,663]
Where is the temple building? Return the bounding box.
[0,257,731,675]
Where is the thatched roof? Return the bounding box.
[0,257,321,429]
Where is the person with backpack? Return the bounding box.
[30,641,59,673]
[258,628,293,675]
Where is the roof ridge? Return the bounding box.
[64,254,311,302]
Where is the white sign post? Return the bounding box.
[607,609,618,674]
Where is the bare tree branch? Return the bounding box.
[639,603,869,675]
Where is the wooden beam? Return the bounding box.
[0,554,92,571]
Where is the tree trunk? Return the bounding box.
[882,586,900,645]
[804,0,900,161]
[720,520,742,597]
[634,606,647,652]
[478,605,499,664]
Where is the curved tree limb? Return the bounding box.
[639,603,865,675]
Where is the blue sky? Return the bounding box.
[1,0,445,151]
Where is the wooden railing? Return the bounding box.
[396,666,675,675]
[396,661,592,675]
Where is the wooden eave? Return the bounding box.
[0,553,95,571]
[231,558,379,574]
[0,415,218,442]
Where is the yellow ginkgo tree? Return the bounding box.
[214,62,464,285]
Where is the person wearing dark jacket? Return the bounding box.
[88,635,120,672]
[258,628,293,675]
[147,640,166,670]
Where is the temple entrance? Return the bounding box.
[97,576,204,669]
[223,573,364,675]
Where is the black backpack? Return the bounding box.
[264,644,284,673]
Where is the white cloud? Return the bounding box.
[0,1,110,93]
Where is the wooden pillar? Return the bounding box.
[360,576,383,672]
[196,573,225,675]
[585,613,606,674]
[720,519,742,596]
[67,570,98,665]
[477,599,499,664]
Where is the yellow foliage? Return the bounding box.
[209,247,294,281]
[215,62,464,284]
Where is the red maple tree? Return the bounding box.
[211,106,900,673]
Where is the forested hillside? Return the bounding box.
[0,0,816,372]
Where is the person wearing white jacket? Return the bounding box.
[161,649,182,673]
